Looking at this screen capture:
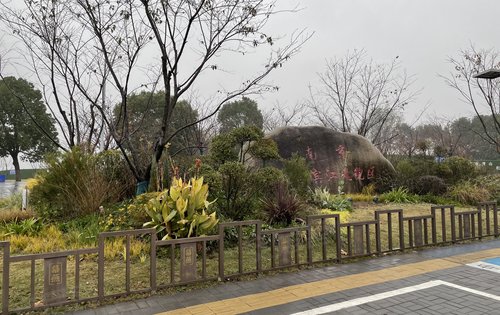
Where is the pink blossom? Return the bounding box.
[353,167,364,180]
[367,166,375,179]
[311,168,322,183]
[341,168,352,180]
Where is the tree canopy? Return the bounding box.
[114,91,202,170]
[217,97,264,134]
[0,76,58,180]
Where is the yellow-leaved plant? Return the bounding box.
[143,177,218,240]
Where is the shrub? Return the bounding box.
[24,226,65,253]
[380,187,418,203]
[249,138,280,166]
[3,217,42,236]
[216,162,254,220]
[361,183,376,196]
[411,176,447,195]
[212,162,285,220]
[0,193,22,211]
[417,194,457,205]
[59,213,102,246]
[344,194,374,202]
[208,133,238,165]
[448,181,491,205]
[0,209,34,223]
[251,167,286,198]
[261,182,301,225]
[442,156,478,184]
[8,225,65,254]
[283,154,311,197]
[30,147,134,220]
[311,188,352,211]
[395,159,418,181]
[143,177,218,239]
[103,193,159,231]
[319,208,351,223]
[471,174,500,203]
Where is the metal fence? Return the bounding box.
[0,201,497,314]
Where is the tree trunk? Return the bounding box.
[11,152,21,182]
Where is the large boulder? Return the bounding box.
[265,126,395,193]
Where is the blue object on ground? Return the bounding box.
[0,175,5,182]
[483,257,500,266]
[135,181,149,195]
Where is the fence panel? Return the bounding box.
[340,221,378,258]
[98,229,155,299]
[375,209,404,252]
[306,214,341,264]
[7,247,98,313]
[260,226,309,271]
[155,235,221,288]
[478,201,499,237]
[431,205,455,243]
[219,221,261,279]
[404,215,434,248]
[453,210,481,241]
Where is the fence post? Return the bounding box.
[150,231,157,292]
[98,234,105,301]
[375,212,381,253]
[450,206,456,242]
[431,208,437,244]
[2,242,10,315]
[256,222,262,274]
[306,217,312,265]
[478,209,483,239]
[335,216,342,262]
[398,211,405,251]
[218,224,225,280]
[494,203,499,237]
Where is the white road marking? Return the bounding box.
[467,261,500,274]
[290,280,500,315]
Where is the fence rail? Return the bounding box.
[0,201,498,314]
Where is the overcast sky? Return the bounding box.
[253,0,500,122]
[2,0,500,169]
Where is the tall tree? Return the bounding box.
[217,97,264,133]
[115,91,203,170]
[1,0,309,184]
[0,77,58,181]
[309,49,417,147]
[444,46,500,153]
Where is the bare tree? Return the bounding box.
[262,101,308,132]
[443,46,500,153]
[1,0,310,183]
[0,0,118,151]
[309,49,418,147]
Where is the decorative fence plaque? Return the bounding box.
[43,256,67,304]
[353,225,364,255]
[180,243,197,282]
[414,219,423,246]
[278,232,291,266]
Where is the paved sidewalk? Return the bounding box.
[70,239,500,315]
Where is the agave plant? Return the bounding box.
[143,177,218,240]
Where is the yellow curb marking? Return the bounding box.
[157,247,500,315]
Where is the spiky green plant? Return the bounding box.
[143,177,218,239]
